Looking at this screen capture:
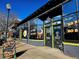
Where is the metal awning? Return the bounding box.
[16,0,69,27]
[38,6,62,20]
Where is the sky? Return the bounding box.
[0,0,79,21]
[0,0,48,20]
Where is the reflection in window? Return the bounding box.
[53,22,56,25]
[75,29,78,32]
[78,0,79,11]
[57,21,61,24]
[64,13,77,27]
[53,15,61,21]
[67,29,74,33]
[35,18,43,25]
[78,12,79,19]
[63,0,76,15]
[45,17,51,23]
[35,18,43,40]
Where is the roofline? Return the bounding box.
[16,0,70,28]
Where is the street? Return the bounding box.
[22,39,44,46]
[64,45,79,58]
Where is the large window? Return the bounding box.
[53,15,61,21]
[63,0,77,15]
[63,12,79,40]
[36,18,43,40]
[64,13,77,27]
[78,0,79,11]
[29,18,43,40]
[78,12,79,19]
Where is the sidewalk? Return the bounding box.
[16,41,76,59]
[0,41,77,59]
[0,47,2,59]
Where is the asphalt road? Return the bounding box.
[22,39,44,46]
[22,39,79,58]
[64,45,79,58]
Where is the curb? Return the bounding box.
[63,42,79,46]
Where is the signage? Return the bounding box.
[30,29,36,35]
[30,28,37,39]
[23,30,27,37]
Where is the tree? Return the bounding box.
[0,13,19,32]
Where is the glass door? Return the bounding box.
[45,26,52,47]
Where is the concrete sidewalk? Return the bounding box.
[16,41,76,59]
[0,47,2,59]
[0,41,77,59]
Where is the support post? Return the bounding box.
[14,49,16,59]
[19,29,22,41]
[27,21,30,44]
[51,18,55,48]
[61,3,64,52]
[43,21,46,46]
[6,9,10,41]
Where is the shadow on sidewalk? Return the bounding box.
[16,50,27,57]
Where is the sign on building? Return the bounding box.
[23,30,27,38]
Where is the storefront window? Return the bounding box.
[78,0,79,11]
[64,13,77,27]
[78,12,79,19]
[35,18,43,40]
[53,15,61,21]
[63,0,77,15]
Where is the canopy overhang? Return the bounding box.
[16,0,70,27]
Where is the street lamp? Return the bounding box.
[6,3,11,40]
